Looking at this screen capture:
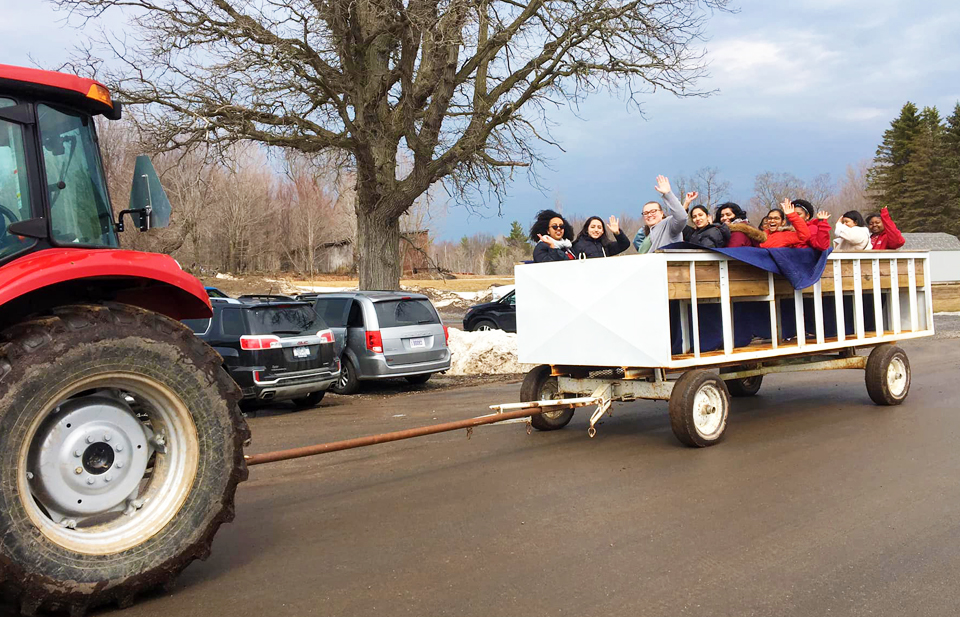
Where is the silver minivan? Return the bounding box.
[309,291,451,394]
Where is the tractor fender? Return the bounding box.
[0,248,211,322]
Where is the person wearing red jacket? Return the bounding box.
[792,198,831,251]
[866,207,906,250]
[760,199,811,248]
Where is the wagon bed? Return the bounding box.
[498,250,932,445]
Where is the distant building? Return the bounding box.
[901,233,960,283]
[901,232,960,251]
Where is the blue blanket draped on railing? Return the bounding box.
[661,243,832,290]
[663,244,851,355]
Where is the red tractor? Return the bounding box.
[0,65,248,615]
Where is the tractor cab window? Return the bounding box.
[37,104,117,248]
[0,97,34,259]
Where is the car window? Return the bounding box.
[314,298,351,327]
[37,104,117,248]
[347,300,365,328]
[182,318,211,334]
[373,299,439,328]
[0,98,34,260]
[220,309,245,336]
[248,305,326,335]
[505,292,516,306]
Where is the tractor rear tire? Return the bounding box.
[522,365,574,431]
[0,303,249,616]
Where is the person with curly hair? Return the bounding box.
[529,209,575,262]
[715,202,765,248]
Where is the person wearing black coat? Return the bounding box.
[529,209,575,262]
[687,205,731,248]
[572,216,630,259]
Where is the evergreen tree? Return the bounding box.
[506,221,530,249]
[900,106,946,232]
[942,104,960,237]
[867,102,922,220]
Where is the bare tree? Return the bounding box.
[823,160,873,217]
[57,0,729,289]
[750,171,811,213]
[695,166,731,207]
[673,167,730,209]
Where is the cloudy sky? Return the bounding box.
[3,0,959,241]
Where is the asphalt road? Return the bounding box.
[117,336,960,617]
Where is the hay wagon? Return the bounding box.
[493,250,934,446]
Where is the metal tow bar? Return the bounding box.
[244,397,599,467]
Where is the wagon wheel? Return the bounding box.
[668,370,730,447]
[865,345,911,406]
[720,365,762,397]
[521,365,574,431]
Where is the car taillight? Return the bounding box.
[443,325,449,344]
[240,335,282,350]
[317,329,335,344]
[366,331,383,353]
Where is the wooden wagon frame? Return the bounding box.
[493,250,934,446]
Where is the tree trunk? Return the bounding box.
[356,206,402,290]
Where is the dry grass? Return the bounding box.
[288,275,514,293]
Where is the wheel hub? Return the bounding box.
[29,396,152,522]
[887,357,908,397]
[693,384,724,437]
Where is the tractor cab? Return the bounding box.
[0,64,166,267]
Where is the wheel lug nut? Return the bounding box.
[116,445,123,452]
[75,450,82,457]
[104,433,112,441]
[86,435,95,444]
[116,462,124,469]
[86,477,95,485]
[104,475,113,483]
[26,472,34,480]
[75,467,83,475]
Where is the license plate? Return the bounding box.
[409,337,426,349]
[293,347,310,358]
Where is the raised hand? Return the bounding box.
[684,191,699,204]
[537,233,558,248]
[654,175,672,195]
[816,210,831,220]
[781,198,795,215]
[608,215,620,234]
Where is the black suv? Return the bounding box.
[182,297,340,408]
[463,289,516,332]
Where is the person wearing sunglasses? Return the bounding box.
[633,175,688,254]
[529,209,576,262]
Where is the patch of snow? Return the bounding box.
[214,273,238,280]
[935,311,960,316]
[297,285,357,293]
[446,327,533,375]
[490,284,515,300]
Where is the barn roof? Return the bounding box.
[901,232,960,251]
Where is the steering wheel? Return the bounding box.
[0,203,18,229]
[0,203,24,250]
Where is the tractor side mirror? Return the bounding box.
[116,155,172,232]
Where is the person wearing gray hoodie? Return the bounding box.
[634,175,688,254]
